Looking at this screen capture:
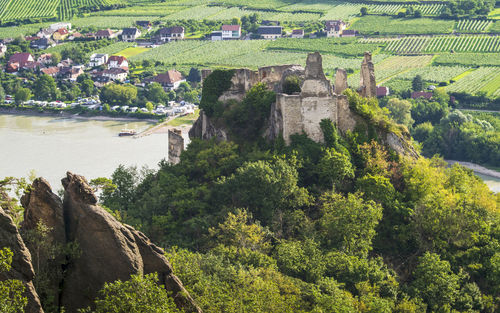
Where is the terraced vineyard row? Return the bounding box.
[370,4,402,15]
[446,67,499,94]
[455,19,493,32]
[385,36,500,53]
[412,3,444,15]
[0,0,59,20]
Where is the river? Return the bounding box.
[0,114,170,190]
[0,114,499,193]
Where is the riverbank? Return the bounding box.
[445,160,500,179]
[0,106,160,123]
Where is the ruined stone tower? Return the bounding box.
[168,129,184,164]
[359,52,376,98]
[334,68,348,94]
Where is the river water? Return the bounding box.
[0,114,168,190]
[0,114,499,193]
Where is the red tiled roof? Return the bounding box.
[292,29,304,35]
[41,67,60,75]
[376,86,389,97]
[152,70,184,84]
[8,53,33,66]
[56,28,68,35]
[108,55,127,64]
[222,25,241,31]
[411,91,433,100]
[96,29,113,37]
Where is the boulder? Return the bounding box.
[60,172,201,313]
[0,208,44,313]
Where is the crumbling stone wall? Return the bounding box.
[359,52,376,98]
[219,68,260,102]
[168,129,184,164]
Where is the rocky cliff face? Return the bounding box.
[0,208,44,313]
[18,173,201,313]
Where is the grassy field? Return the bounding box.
[113,46,150,58]
[446,67,499,94]
[489,8,500,19]
[433,53,500,66]
[167,109,200,127]
[384,35,500,53]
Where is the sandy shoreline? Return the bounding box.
[445,160,500,179]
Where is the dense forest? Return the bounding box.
[1,81,499,312]
[82,85,500,312]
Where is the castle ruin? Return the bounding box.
[168,129,184,164]
[191,52,417,157]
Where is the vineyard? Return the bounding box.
[446,67,500,95]
[395,66,470,83]
[266,38,382,57]
[351,16,454,35]
[455,19,493,32]
[0,0,59,21]
[384,35,500,53]
[434,53,500,66]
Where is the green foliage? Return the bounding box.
[411,75,423,92]
[410,252,462,312]
[386,98,414,128]
[223,82,275,140]
[199,69,234,117]
[0,248,27,313]
[14,87,32,104]
[82,273,180,313]
[282,75,301,95]
[100,84,138,106]
[319,192,383,257]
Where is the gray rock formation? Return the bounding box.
[334,68,348,94]
[168,129,184,164]
[20,178,65,310]
[189,110,228,141]
[60,172,201,313]
[301,52,333,97]
[359,52,376,98]
[0,208,44,313]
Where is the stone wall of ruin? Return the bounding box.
[168,129,184,164]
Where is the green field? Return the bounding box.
[113,46,150,58]
[433,53,500,66]
[446,67,500,94]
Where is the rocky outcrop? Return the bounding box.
[0,208,44,313]
[359,52,376,98]
[189,110,228,141]
[18,173,201,313]
[20,178,65,310]
[60,172,201,313]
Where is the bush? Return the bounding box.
[200,69,235,117]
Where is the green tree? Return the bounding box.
[187,67,201,83]
[82,273,179,313]
[51,52,62,66]
[386,98,414,127]
[0,248,27,313]
[282,75,301,95]
[316,147,355,190]
[410,252,461,312]
[80,79,95,97]
[145,102,154,112]
[412,75,423,92]
[319,192,383,257]
[33,74,59,100]
[360,7,368,15]
[146,83,167,103]
[100,84,138,106]
[14,87,32,104]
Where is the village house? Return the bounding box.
[107,55,128,69]
[49,22,71,32]
[221,25,241,40]
[210,31,223,41]
[95,29,115,40]
[121,28,141,42]
[376,86,390,97]
[93,75,111,88]
[145,70,185,91]
[136,21,152,31]
[342,30,358,37]
[37,28,55,39]
[89,54,109,67]
[158,26,185,42]
[41,66,60,77]
[31,37,55,50]
[102,68,128,82]
[257,26,283,39]
[7,53,35,73]
[291,29,304,38]
[58,59,73,68]
[52,28,69,41]
[60,66,84,81]
[411,91,433,100]
[68,32,82,41]
[38,53,53,65]
[325,20,346,37]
